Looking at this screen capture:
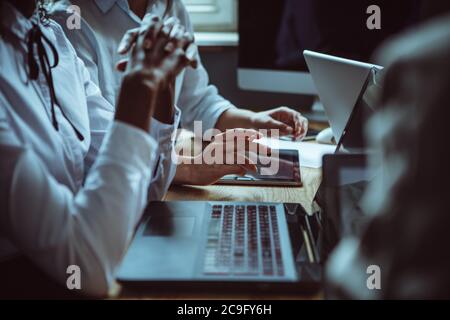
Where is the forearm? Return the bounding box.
[214,108,257,131]
[115,74,157,132]
[152,83,175,125]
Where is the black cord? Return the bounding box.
[26,22,84,141]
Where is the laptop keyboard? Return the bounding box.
[203,204,285,277]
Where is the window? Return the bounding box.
[183,0,237,32]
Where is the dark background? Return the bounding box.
[200,0,449,112]
[239,0,422,71]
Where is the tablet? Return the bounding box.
[216,149,302,186]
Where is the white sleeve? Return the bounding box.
[80,59,116,172]
[175,2,236,132]
[0,110,157,296]
[147,106,181,201]
[178,58,236,132]
[52,10,179,200]
[76,53,176,200]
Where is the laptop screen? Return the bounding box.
[336,67,383,153]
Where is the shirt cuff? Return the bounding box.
[149,106,181,150]
[99,121,158,175]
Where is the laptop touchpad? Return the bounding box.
[144,216,196,237]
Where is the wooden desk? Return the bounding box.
[166,127,324,214]
[165,166,321,215]
[116,132,325,300]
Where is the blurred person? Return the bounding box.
[49,0,309,186]
[326,12,450,299]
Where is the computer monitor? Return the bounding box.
[319,154,377,259]
[238,0,422,95]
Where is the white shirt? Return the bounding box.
[50,0,236,132]
[0,3,169,296]
[58,1,183,202]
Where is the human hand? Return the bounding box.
[114,14,197,131]
[251,106,308,140]
[174,129,271,186]
[116,16,198,75]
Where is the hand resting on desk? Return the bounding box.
[173,129,273,185]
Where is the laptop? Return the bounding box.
[316,153,378,260]
[116,52,383,293]
[117,200,322,293]
[303,52,384,259]
[303,50,383,149]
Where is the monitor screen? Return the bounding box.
[318,154,377,258]
[239,0,422,73]
[336,166,374,239]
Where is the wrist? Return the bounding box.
[152,87,175,124]
[247,111,259,129]
[115,72,158,131]
[215,108,257,131]
[173,161,197,185]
